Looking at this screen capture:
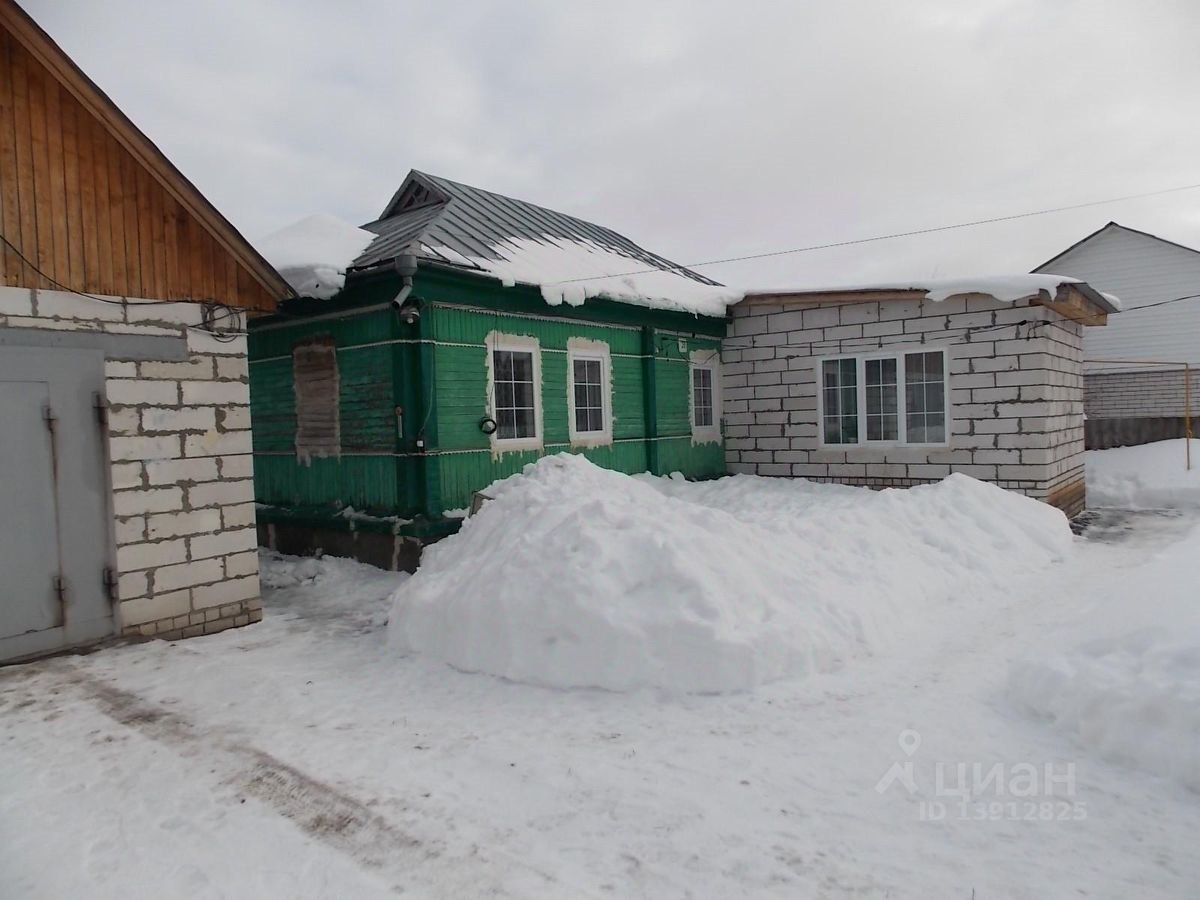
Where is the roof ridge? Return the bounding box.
[357,169,723,291]
[1034,220,1200,272]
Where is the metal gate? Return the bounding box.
[0,345,113,661]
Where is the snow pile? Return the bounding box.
[389,455,1071,692]
[1008,523,1200,790]
[259,550,405,633]
[424,235,741,317]
[1086,439,1200,508]
[257,213,377,299]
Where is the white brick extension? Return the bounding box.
[723,294,1089,516]
[1,286,262,639]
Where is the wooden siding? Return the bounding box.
[247,282,726,518]
[0,16,284,310]
[249,304,410,513]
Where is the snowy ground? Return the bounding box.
[1086,438,1200,509]
[3,460,1200,897]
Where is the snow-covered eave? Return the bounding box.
[347,251,738,320]
[739,274,1120,319]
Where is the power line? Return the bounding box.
[554,181,1200,285]
[721,317,1049,353]
[722,290,1200,356]
[0,229,246,338]
[1118,292,1200,313]
[1,231,176,306]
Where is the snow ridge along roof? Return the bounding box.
[742,274,1120,314]
[353,171,738,317]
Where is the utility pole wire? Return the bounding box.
[553,181,1200,285]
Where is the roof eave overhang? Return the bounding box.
[2,0,294,302]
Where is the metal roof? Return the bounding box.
[351,170,721,287]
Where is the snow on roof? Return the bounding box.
[744,273,1121,308]
[256,213,377,299]
[353,170,739,317]
[423,235,742,317]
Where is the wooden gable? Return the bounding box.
[0,0,291,312]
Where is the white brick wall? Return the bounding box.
[0,286,262,639]
[723,295,1089,515]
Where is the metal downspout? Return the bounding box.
[642,326,659,476]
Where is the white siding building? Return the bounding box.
[1033,222,1200,447]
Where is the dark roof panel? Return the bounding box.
[351,170,721,288]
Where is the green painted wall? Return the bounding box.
[426,303,722,511]
[248,266,726,520]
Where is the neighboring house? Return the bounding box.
[723,276,1115,516]
[0,1,292,661]
[1033,222,1200,448]
[249,170,734,569]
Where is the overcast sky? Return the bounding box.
[25,0,1200,289]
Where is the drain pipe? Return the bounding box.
[391,252,419,323]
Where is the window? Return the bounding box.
[821,357,858,444]
[292,337,340,463]
[818,349,948,446]
[567,339,612,445]
[904,351,947,444]
[864,358,898,441]
[689,351,721,443]
[574,358,604,431]
[487,333,542,451]
[493,349,536,439]
[692,366,714,427]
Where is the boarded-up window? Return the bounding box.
[293,338,340,462]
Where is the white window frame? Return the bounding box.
[815,346,951,448]
[485,331,543,454]
[566,338,613,447]
[689,349,722,444]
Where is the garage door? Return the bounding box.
[0,345,113,662]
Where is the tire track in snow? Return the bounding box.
[56,671,561,897]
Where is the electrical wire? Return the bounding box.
[1,231,180,305]
[1116,292,1200,313]
[721,317,1048,354]
[0,229,247,338]
[551,181,1200,285]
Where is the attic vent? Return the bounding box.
[397,185,432,212]
[293,337,340,463]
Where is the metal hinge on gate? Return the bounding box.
[94,392,109,429]
[43,404,57,433]
[102,567,118,602]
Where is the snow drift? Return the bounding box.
[1009,520,1200,790]
[257,213,377,299]
[1086,439,1200,509]
[388,455,1072,693]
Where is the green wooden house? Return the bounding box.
[249,171,733,567]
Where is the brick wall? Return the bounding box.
[723,295,1089,516]
[1084,369,1199,419]
[0,286,261,640]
